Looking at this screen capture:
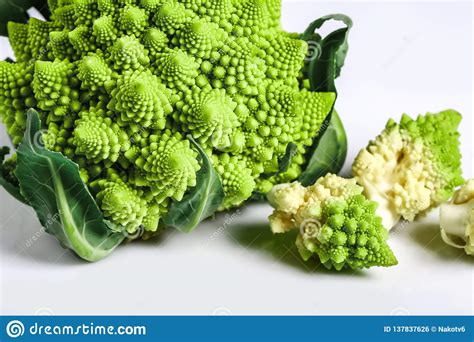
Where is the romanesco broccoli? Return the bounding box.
[267,174,398,270]
[0,0,337,234]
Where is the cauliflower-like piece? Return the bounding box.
[267,174,398,270]
[440,179,474,256]
[353,110,463,230]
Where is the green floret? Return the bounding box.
[198,0,233,27]
[155,49,199,90]
[126,130,201,203]
[109,35,150,70]
[210,37,266,96]
[119,5,149,36]
[258,33,308,83]
[32,60,76,117]
[71,114,130,165]
[54,4,77,29]
[0,61,35,144]
[140,0,164,14]
[49,30,78,60]
[92,176,148,234]
[175,85,239,148]
[213,154,256,209]
[77,54,112,91]
[232,0,270,36]
[153,0,193,34]
[69,25,97,54]
[353,110,463,230]
[268,174,398,270]
[173,18,227,60]
[264,0,282,28]
[142,28,169,56]
[74,0,101,26]
[7,22,31,62]
[27,18,55,61]
[107,70,172,129]
[92,15,118,47]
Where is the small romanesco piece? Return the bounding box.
[0,0,338,234]
[439,179,474,256]
[352,110,463,230]
[267,174,398,270]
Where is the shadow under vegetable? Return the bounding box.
[227,223,367,276]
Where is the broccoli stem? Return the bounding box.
[362,180,401,230]
[439,201,473,246]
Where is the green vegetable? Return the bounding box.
[352,110,464,229]
[0,0,351,260]
[267,174,398,270]
[439,179,474,256]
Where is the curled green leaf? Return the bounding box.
[301,14,353,92]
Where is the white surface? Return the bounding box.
[0,1,473,315]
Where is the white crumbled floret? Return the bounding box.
[353,128,436,230]
[267,182,307,215]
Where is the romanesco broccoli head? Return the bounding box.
[0,0,337,234]
[267,174,398,270]
[352,110,463,230]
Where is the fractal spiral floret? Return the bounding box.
[0,0,337,235]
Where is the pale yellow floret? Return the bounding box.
[353,129,437,229]
[268,211,295,233]
[267,182,307,215]
[307,173,361,204]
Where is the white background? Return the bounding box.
[0,1,472,315]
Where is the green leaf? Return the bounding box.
[301,14,353,92]
[163,136,225,233]
[15,109,125,262]
[0,146,28,204]
[0,0,49,36]
[297,15,351,185]
[299,111,347,186]
[0,0,27,36]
